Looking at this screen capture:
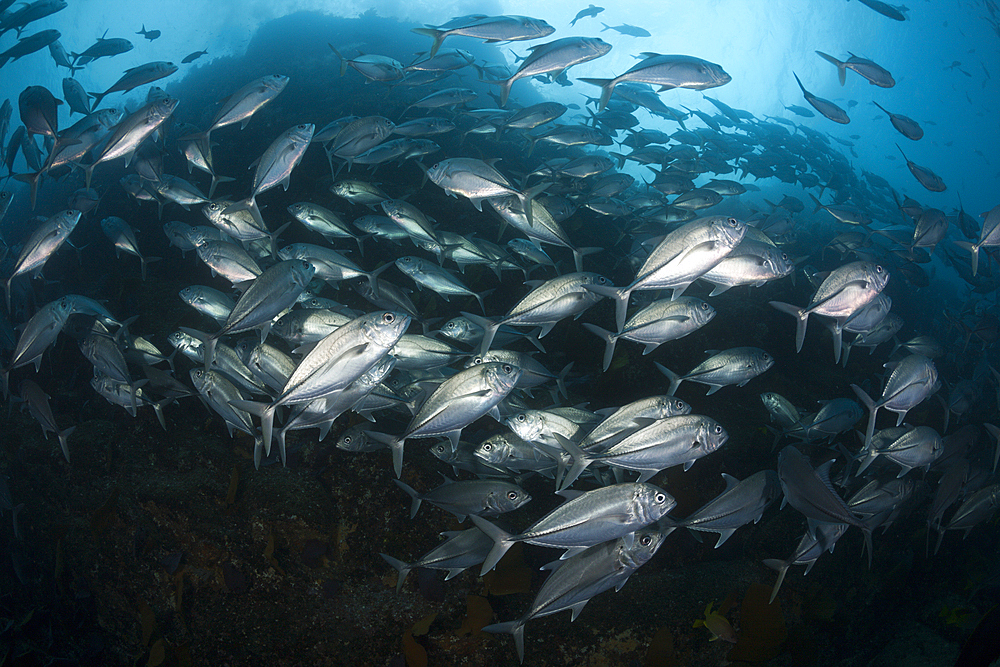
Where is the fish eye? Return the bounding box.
[343,436,352,444]
[640,534,653,546]
[675,400,685,409]
[781,253,788,260]
[502,364,513,373]
[728,217,738,226]
[762,353,770,360]
[876,265,883,273]
[483,443,492,451]
[507,491,518,500]
[516,414,526,422]
[714,425,723,434]
[654,492,666,503]
[701,302,709,310]
[473,356,483,364]
[446,321,455,329]
[383,313,395,323]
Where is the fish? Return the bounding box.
[851,354,940,452]
[855,0,907,21]
[5,210,81,310]
[599,23,651,37]
[233,311,411,461]
[182,50,208,63]
[792,72,849,124]
[100,216,161,281]
[659,470,782,547]
[655,347,774,396]
[0,28,60,67]
[135,25,160,41]
[871,101,922,140]
[777,446,873,564]
[83,96,179,188]
[393,477,530,521]
[580,53,731,111]
[569,4,604,26]
[557,413,729,488]
[223,123,315,228]
[191,258,315,368]
[584,216,746,331]
[394,255,491,313]
[462,272,611,355]
[193,74,289,146]
[72,35,133,66]
[329,47,404,82]
[412,15,555,58]
[471,482,675,574]
[368,361,522,476]
[483,528,665,663]
[815,51,895,87]
[770,261,889,360]
[88,61,177,108]
[427,157,549,228]
[380,527,494,593]
[896,144,946,192]
[582,297,716,371]
[18,379,75,462]
[490,36,612,105]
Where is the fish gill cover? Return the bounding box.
[0,2,998,666]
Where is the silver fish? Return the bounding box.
[851,354,939,452]
[483,528,664,663]
[393,477,530,521]
[470,482,675,572]
[558,414,729,488]
[770,260,889,360]
[660,470,781,548]
[581,53,731,111]
[816,51,894,87]
[656,347,774,396]
[369,361,522,476]
[582,297,716,371]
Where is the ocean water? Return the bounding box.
[0,2,998,666]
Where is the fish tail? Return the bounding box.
[519,181,550,230]
[460,311,500,355]
[654,362,683,396]
[581,323,618,372]
[410,28,446,58]
[84,163,95,189]
[579,77,617,112]
[554,434,591,491]
[327,44,348,76]
[366,431,405,476]
[583,282,630,332]
[12,171,41,210]
[482,620,526,663]
[468,514,514,575]
[153,398,171,431]
[769,301,808,352]
[815,51,847,85]
[808,192,824,214]
[208,174,236,200]
[230,399,276,460]
[572,246,601,274]
[57,426,76,463]
[268,221,293,260]
[762,558,790,603]
[954,240,979,276]
[139,256,162,282]
[379,553,412,593]
[393,479,423,519]
[850,383,879,453]
[366,263,393,300]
